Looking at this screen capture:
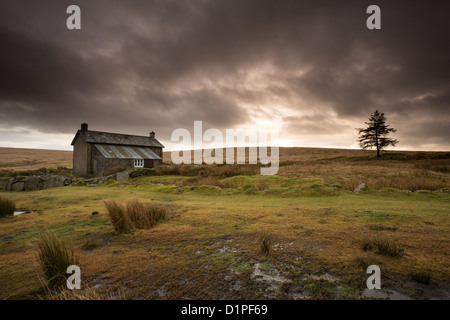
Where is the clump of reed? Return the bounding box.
[361,237,405,258]
[258,231,273,255]
[104,199,167,234]
[37,231,79,289]
[0,196,15,218]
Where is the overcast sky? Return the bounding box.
[0,0,449,151]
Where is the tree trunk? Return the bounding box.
[375,129,380,158]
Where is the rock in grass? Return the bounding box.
[353,183,367,193]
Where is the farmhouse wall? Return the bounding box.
[73,136,91,176]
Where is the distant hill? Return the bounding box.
[0,147,73,171]
[0,146,448,172]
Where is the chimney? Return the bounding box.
[81,123,88,131]
[150,131,155,139]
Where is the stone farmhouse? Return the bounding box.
[71,123,164,177]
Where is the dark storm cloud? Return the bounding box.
[0,0,449,148]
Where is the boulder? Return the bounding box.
[0,178,8,190]
[103,174,115,182]
[43,176,67,189]
[115,171,130,181]
[24,176,44,191]
[6,177,27,191]
[84,178,100,186]
[10,180,25,191]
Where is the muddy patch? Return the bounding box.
[251,262,289,297]
[362,288,412,300]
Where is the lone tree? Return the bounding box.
[357,110,398,158]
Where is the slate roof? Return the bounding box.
[94,144,161,160]
[71,130,164,148]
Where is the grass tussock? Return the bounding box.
[37,231,79,289]
[409,270,432,284]
[361,237,405,258]
[104,199,167,234]
[258,231,273,255]
[0,196,15,218]
[104,200,134,233]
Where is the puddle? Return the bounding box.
[363,288,413,300]
[273,242,294,251]
[219,246,240,254]
[309,273,339,282]
[13,210,31,216]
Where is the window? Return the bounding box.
[134,159,144,167]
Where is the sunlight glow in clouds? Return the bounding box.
[0,1,449,151]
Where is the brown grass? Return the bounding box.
[104,199,167,233]
[258,231,273,255]
[361,237,405,258]
[41,283,126,300]
[0,147,72,172]
[0,196,15,218]
[1,146,449,191]
[37,231,79,289]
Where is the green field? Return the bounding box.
[0,148,449,300]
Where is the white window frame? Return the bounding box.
[134,159,144,168]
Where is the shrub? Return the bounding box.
[37,231,79,289]
[258,231,273,255]
[104,199,167,233]
[104,166,127,176]
[0,196,15,218]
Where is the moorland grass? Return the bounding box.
[1,147,449,299]
[81,239,101,251]
[104,199,167,233]
[0,196,15,218]
[42,285,126,300]
[409,270,432,284]
[361,237,405,258]
[104,200,134,233]
[258,231,273,255]
[37,231,79,289]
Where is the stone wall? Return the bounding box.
[0,171,131,192]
